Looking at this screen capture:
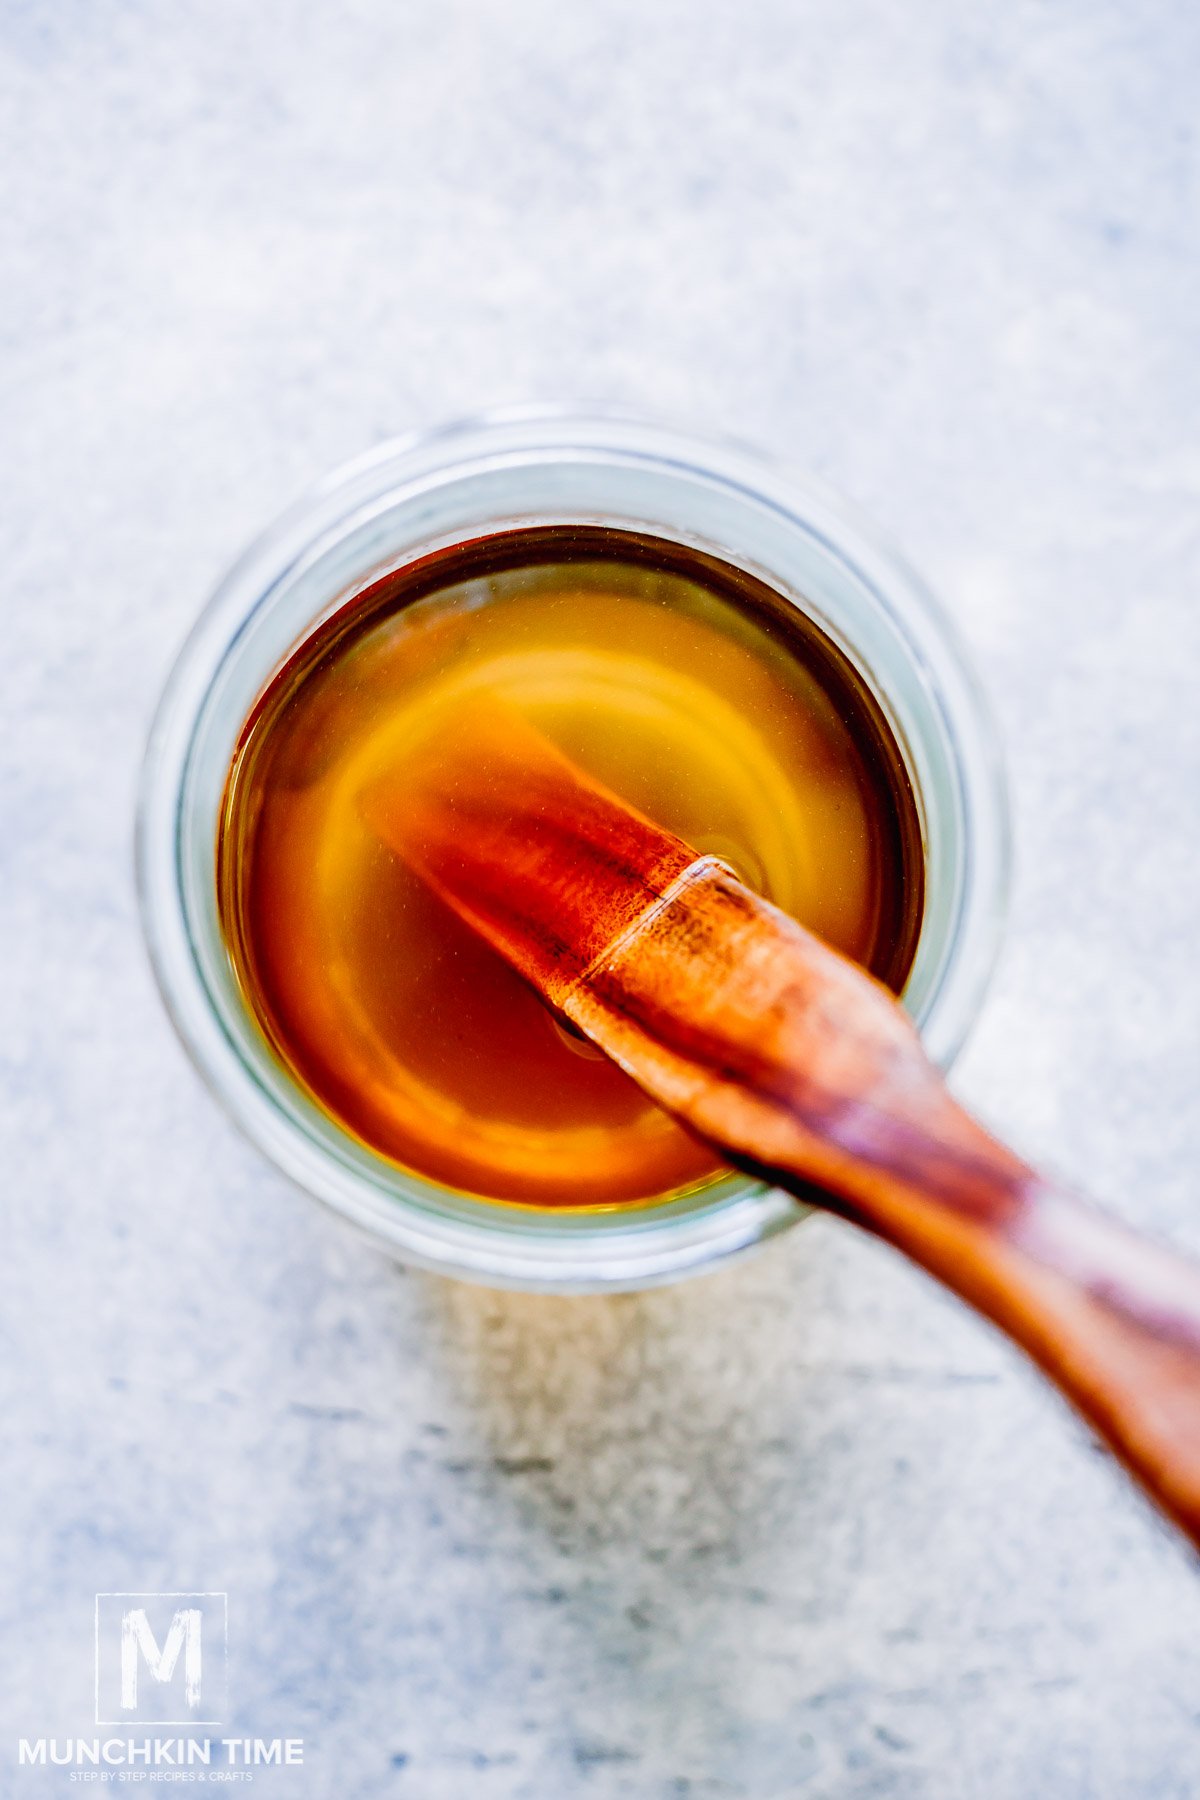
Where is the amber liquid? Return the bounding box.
[218,528,924,1207]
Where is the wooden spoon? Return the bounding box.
[362,698,1200,1548]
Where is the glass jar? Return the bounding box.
[137,408,1008,1292]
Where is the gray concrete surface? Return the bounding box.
[3,2,1199,1794]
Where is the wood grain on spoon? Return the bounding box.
[362,698,1200,1548]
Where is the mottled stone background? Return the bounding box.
[2,2,1199,1795]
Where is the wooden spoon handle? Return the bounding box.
[871,1177,1200,1545]
[564,861,1200,1544]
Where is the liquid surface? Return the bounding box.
[219,529,924,1206]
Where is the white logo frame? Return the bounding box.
[94,1593,228,1726]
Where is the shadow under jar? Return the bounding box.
[138,410,1008,1291]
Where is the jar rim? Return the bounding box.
[136,406,1010,1292]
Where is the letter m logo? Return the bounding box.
[95,1593,227,1724]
